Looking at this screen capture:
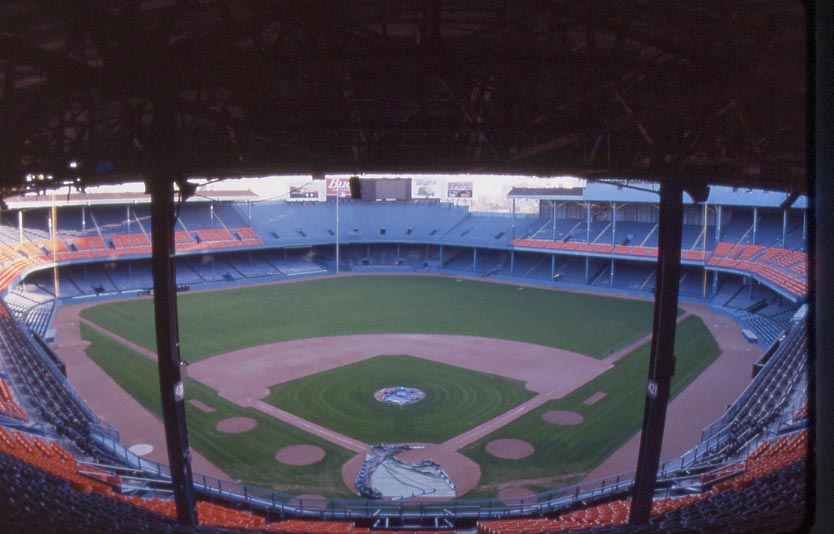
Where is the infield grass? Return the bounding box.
[461,315,721,494]
[80,324,356,497]
[80,275,658,361]
[265,354,536,443]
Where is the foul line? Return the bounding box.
[602,311,693,364]
[250,400,369,454]
[80,317,159,361]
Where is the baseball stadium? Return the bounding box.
[0,2,822,533]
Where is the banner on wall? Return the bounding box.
[326,177,352,197]
[412,178,441,199]
[447,181,473,198]
[289,183,320,200]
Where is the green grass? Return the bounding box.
[264,355,536,443]
[80,324,355,497]
[80,275,658,361]
[461,315,721,494]
[78,275,719,497]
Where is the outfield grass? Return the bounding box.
[80,275,658,361]
[460,315,720,495]
[80,324,356,497]
[264,355,536,443]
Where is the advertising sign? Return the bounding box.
[326,177,352,197]
[447,181,473,198]
[289,183,319,200]
[412,178,441,199]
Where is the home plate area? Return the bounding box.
[355,444,455,500]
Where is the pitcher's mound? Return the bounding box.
[276,445,326,465]
[215,417,257,433]
[486,438,534,459]
[542,410,584,425]
[498,486,537,504]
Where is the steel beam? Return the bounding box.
[149,177,198,527]
[629,179,684,524]
[814,3,834,528]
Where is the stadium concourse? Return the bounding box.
[0,187,810,532]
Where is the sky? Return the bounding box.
[62,174,586,212]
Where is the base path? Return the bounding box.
[581,302,763,482]
[50,302,230,480]
[250,400,369,454]
[188,333,610,402]
[602,312,693,364]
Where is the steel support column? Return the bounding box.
[2,61,13,173]
[149,177,198,527]
[782,209,788,247]
[802,211,807,246]
[629,180,684,525]
[715,205,722,244]
[586,203,591,242]
[610,259,615,287]
[612,202,617,244]
[336,195,340,274]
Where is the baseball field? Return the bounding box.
[75,274,721,499]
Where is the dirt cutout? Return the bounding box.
[486,438,534,460]
[542,410,584,425]
[276,445,326,466]
[215,417,257,433]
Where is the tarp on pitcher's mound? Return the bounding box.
[355,444,455,499]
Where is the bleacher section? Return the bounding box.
[0,313,104,456]
[0,200,806,305]
[510,236,806,300]
[477,429,807,534]
[3,288,55,338]
[0,377,27,423]
[0,444,372,533]
[695,320,807,465]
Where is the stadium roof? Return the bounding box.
[0,1,808,198]
[510,182,810,207]
[507,186,584,200]
[5,189,258,209]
